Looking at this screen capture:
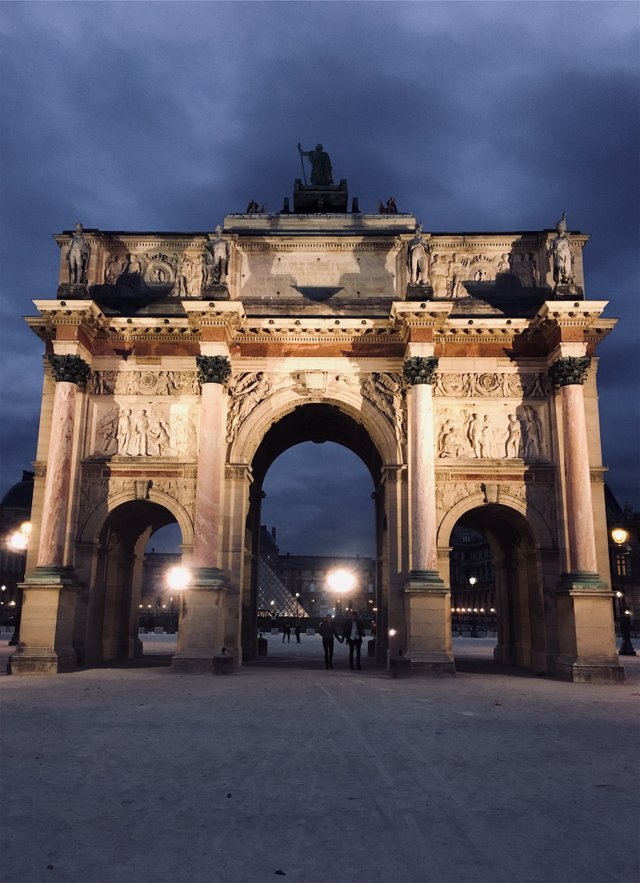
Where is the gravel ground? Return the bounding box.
[1,634,639,883]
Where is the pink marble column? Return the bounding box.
[404,357,439,575]
[410,383,438,572]
[550,357,598,575]
[192,356,231,569]
[561,383,598,574]
[37,356,90,568]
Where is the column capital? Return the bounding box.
[196,355,232,385]
[548,356,590,387]
[48,354,90,386]
[403,356,438,385]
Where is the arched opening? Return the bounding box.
[80,501,183,666]
[243,403,385,665]
[448,504,547,675]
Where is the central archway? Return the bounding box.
[242,403,386,662]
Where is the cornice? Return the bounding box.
[230,316,403,344]
[531,300,616,343]
[27,299,108,341]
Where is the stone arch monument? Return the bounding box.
[10,193,623,681]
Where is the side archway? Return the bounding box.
[443,499,550,674]
[76,499,184,666]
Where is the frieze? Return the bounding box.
[433,372,548,398]
[225,465,252,481]
[89,370,200,396]
[103,248,205,298]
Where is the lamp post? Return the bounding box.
[166,565,191,635]
[8,521,31,645]
[611,528,636,657]
[469,576,478,637]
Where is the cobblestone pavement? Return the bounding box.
[2,634,639,883]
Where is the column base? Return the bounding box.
[554,653,625,683]
[405,569,446,591]
[402,571,455,675]
[8,568,79,676]
[8,648,77,675]
[171,568,232,674]
[396,653,456,677]
[558,571,608,591]
[553,574,623,682]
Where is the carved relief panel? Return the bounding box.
[434,371,549,462]
[88,399,199,460]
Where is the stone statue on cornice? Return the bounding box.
[297,142,334,186]
[204,225,229,286]
[407,224,430,285]
[67,222,90,285]
[548,212,574,285]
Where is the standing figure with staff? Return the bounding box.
[297,142,334,185]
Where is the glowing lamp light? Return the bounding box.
[611,528,628,546]
[326,569,356,594]
[167,566,191,590]
[9,522,32,552]
[388,628,397,637]
[469,576,477,586]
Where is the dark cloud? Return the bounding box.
[1,1,638,539]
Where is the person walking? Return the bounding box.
[318,614,341,669]
[282,622,291,643]
[294,623,301,643]
[343,611,365,670]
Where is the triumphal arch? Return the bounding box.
[11,160,624,681]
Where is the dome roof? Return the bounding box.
[1,471,34,511]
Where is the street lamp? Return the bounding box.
[327,568,355,616]
[8,521,31,645]
[611,528,636,657]
[469,577,478,636]
[166,566,191,634]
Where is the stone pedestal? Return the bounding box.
[8,567,79,674]
[404,574,455,675]
[553,578,625,682]
[171,568,230,674]
[406,283,433,301]
[293,179,348,212]
[200,284,230,301]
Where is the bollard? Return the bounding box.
[367,638,376,658]
[257,637,268,656]
[389,651,412,679]
[213,648,234,674]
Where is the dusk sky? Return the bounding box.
[1,2,638,557]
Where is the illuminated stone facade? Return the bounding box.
[10,204,623,681]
